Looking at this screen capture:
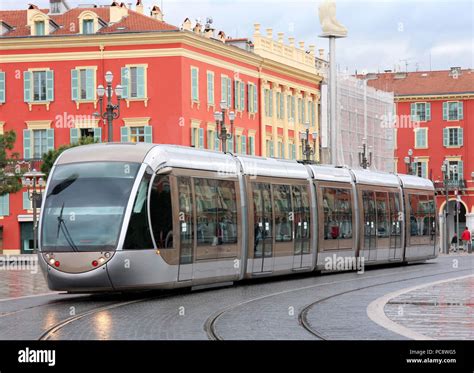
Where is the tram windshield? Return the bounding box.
[41,161,141,252]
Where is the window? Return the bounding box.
[33,71,47,101]
[389,192,402,249]
[234,81,245,111]
[289,143,296,160]
[277,141,284,158]
[322,188,353,240]
[248,83,258,113]
[120,125,152,143]
[0,71,5,104]
[0,194,9,216]
[443,101,463,121]
[443,127,463,147]
[410,102,431,122]
[71,68,95,101]
[80,128,94,138]
[362,191,376,249]
[273,185,292,242]
[248,136,255,155]
[123,169,155,250]
[414,128,428,148]
[409,194,436,239]
[34,21,45,36]
[150,175,173,249]
[207,129,215,150]
[310,101,316,127]
[191,127,204,148]
[240,135,247,154]
[121,66,146,99]
[298,98,303,123]
[413,161,428,179]
[293,185,311,254]
[266,139,274,157]
[287,95,296,122]
[375,192,390,238]
[24,70,54,103]
[82,19,94,34]
[207,71,214,105]
[264,89,273,117]
[276,92,284,119]
[191,67,199,102]
[177,177,193,262]
[33,129,48,159]
[447,160,464,181]
[194,178,238,246]
[221,76,232,108]
[130,127,145,143]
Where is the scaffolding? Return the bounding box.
[322,73,395,172]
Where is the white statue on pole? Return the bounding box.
[319,0,348,37]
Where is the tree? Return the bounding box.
[0,131,22,196]
[41,136,97,178]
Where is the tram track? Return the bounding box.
[205,266,472,340]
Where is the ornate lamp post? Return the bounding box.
[404,148,414,175]
[358,138,372,169]
[214,100,235,153]
[441,160,450,254]
[95,71,123,142]
[299,122,318,163]
[21,169,46,253]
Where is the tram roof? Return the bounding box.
[308,165,353,183]
[236,155,310,179]
[351,169,400,187]
[396,173,435,191]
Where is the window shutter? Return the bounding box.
[410,103,416,121]
[240,82,245,111]
[23,129,31,159]
[221,76,226,104]
[458,128,463,147]
[458,102,463,120]
[0,71,5,103]
[292,144,296,160]
[23,192,31,210]
[269,141,274,157]
[214,132,220,151]
[198,128,204,148]
[425,103,431,121]
[46,70,54,101]
[93,127,102,142]
[249,136,254,155]
[287,95,291,120]
[207,73,213,104]
[292,97,295,120]
[46,128,54,151]
[71,69,79,101]
[70,128,79,144]
[442,102,448,120]
[136,66,145,99]
[23,71,32,102]
[144,126,152,143]
[241,135,247,154]
[121,67,129,99]
[227,78,231,108]
[120,126,130,142]
[0,194,9,216]
[247,84,251,112]
[421,162,427,178]
[280,93,284,118]
[443,128,449,147]
[458,161,464,181]
[253,85,258,113]
[234,81,239,109]
[269,90,273,117]
[86,68,94,100]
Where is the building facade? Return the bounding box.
[0,1,324,253]
[366,68,474,250]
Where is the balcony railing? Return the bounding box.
[3,159,44,176]
[433,179,466,191]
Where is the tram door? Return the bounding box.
[293,185,312,269]
[362,191,377,262]
[252,183,274,273]
[177,177,194,281]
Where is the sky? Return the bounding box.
[1,0,473,73]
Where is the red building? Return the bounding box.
[366,68,474,249]
[0,1,323,253]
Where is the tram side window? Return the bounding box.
[273,184,292,242]
[293,185,310,240]
[177,177,193,262]
[389,192,402,242]
[375,192,390,238]
[362,190,376,245]
[409,194,420,236]
[150,175,173,248]
[123,169,155,250]
[419,195,436,237]
[322,188,353,240]
[195,178,238,246]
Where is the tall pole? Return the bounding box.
[107,83,113,142]
[329,36,337,165]
[456,194,460,251]
[444,172,449,254]
[32,177,37,254]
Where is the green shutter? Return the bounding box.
[442,102,448,120]
[247,84,252,112]
[240,82,245,111]
[46,129,54,151]
[120,126,130,142]
[458,102,463,120]
[71,69,79,100]
[425,103,431,121]
[249,136,254,155]
[227,78,231,108]
[23,71,32,102]
[292,144,296,160]
[0,71,5,103]
[46,70,54,101]
[410,103,416,121]
[241,135,247,154]
[421,162,427,178]
[70,128,79,144]
[23,129,31,159]
[458,128,463,147]
[269,90,273,117]
[207,72,213,104]
[121,67,129,99]
[234,81,239,109]
[253,85,258,113]
[85,69,94,100]
[227,136,233,153]
[458,161,464,181]
[93,127,102,142]
[214,132,220,151]
[136,66,145,98]
[221,76,226,104]
[144,126,153,143]
[292,97,295,119]
[198,128,204,148]
[269,141,274,157]
[23,192,31,210]
[0,194,9,216]
[443,128,449,147]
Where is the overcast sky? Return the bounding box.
[2,0,473,73]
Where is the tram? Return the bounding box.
[38,143,438,292]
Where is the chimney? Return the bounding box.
[277,32,284,43]
[218,31,226,43]
[110,1,128,23]
[150,5,163,21]
[204,28,214,38]
[266,28,273,39]
[182,17,192,31]
[288,37,295,47]
[135,0,143,14]
[450,66,462,77]
[298,41,305,50]
[193,22,202,34]
[254,23,261,35]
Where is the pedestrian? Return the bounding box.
[450,233,458,252]
[461,227,471,252]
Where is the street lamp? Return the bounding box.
[299,122,318,163]
[95,71,122,142]
[214,100,235,153]
[441,160,450,254]
[358,138,372,169]
[21,169,46,253]
[404,148,414,175]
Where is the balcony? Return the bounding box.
[3,159,44,176]
[433,179,466,191]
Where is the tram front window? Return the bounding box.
[41,162,140,252]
